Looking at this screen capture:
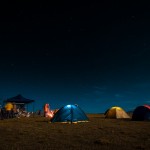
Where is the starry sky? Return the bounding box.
[0,1,150,113]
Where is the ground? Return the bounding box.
[0,114,150,150]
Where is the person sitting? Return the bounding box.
[4,102,13,119]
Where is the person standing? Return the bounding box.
[0,105,3,120]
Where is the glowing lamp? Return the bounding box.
[66,105,71,108]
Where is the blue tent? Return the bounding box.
[132,105,150,121]
[51,104,89,123]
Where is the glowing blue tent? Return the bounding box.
[51,104,89,123]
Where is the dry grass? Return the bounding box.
[0,114,150,150]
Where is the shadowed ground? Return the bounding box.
[0,114,150,150]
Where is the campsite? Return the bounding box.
[1,96,150,149]
[0,113,150,150]
[1,1,150,149]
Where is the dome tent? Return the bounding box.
[51,104,89,123]
[132,105,150,121]
[105,106,130,119]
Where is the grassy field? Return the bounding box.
[0,114,150,150]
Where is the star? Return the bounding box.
[131,15,136,20]
[10,63,15,67]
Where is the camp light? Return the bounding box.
[66,105,71,108]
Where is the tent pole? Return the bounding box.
[71,106,73,124]
[33,102,35,117]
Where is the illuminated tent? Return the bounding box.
[51,104,89,123]
[105,106,130,119]
[132,105,150,121]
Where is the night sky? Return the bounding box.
[0,2,150,113]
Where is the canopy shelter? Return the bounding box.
[3,94,35,112]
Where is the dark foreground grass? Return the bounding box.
[0,114,150,150]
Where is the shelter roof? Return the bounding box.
[4,94,35,104]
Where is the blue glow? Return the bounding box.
[66,105,71,108]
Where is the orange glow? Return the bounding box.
[46,110,54,118]
[44,103,55,118]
